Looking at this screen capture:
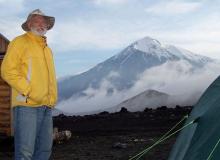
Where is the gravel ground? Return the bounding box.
[0,106,191,160]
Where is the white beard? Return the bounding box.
[30,27,47,36]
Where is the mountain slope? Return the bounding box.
[113,89,170,112]
[58,37,215,102]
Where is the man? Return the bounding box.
[1,9,57,160]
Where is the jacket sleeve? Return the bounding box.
[1,38,31,96]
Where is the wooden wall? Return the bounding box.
[0,34,11,136]
[0,59,11,136]
[0,34,9,54]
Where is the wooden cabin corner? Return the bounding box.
[0,33,12,137]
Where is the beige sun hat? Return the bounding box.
[21,9,55,31]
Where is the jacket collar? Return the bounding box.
[26,31,47,47]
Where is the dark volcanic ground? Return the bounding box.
[0,106,192,160]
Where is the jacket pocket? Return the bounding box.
[28,91,44,103]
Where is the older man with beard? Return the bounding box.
[1,9,57,160]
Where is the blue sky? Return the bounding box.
[1,0,220,78]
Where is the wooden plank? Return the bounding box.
[0,107,10,111]
[0,95,10,98]
[0,106,10,109]
[0,111,10,116]
[0,112,10,116]
[0,127,11,134]
[0,95,10,100]
[0,99,10,103]
[0,97,10,103]
[0,93,10,96]
[0,114,10,117]
[0,94,10,97]
[0,109,10,112]
[0,37,9,53]
[0,129,8,134]
[0,128,8,133]
[0,96,10,101]
[0,115,10,120]
[0,89,10,92]
[0,108,10,112]
[0,90,10,95]
[0,109,10,115]
[0,127,11,133]
[0,119,10,124]
[0,85,10,90]
[0,110,10,115]
[0,124,10,131]
[0,127,10,132]
[0,122,10,127]
[0,114,10,119]
[0,126,10,131]
[0,122,10,126]
[0,105,10,108]
[0,104,10,109]
[0,102,10,106]
[0,114,11,120]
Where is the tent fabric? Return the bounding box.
[168,76,220,160]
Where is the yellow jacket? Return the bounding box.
[1,32,57,108]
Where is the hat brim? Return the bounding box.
[21,15,55,31]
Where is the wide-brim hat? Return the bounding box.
[22,9,55,31]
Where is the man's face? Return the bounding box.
[28,15,48,36]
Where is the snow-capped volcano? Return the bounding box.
[57,36,220,115]
[133,36,172,58]
[127,36,213,66]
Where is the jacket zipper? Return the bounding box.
[43,46,50,105]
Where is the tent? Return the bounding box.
[168,76,220,160]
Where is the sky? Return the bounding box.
[1,0,220,78]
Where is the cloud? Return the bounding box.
[56,60,220,115]
[56,78,125,114]
[0,0,25,39]
[146,13,220,58]
[2,0,220,78]
[0,0,25,14]
[92,0,129,5]
[1,0,219,61]
[49,20,136,52]
[48,8,220,61]
[145,1,202,14]
[131,60,220,95]
[0,0,24,9]
[0,19,24,40]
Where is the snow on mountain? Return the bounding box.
[133,37,173,60]
[56,36,220,115]
[132,36,213,66]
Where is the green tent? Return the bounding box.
[168,76,220,160]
